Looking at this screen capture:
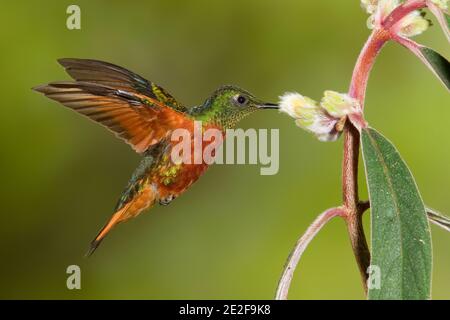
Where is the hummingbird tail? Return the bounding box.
[86,238,103,257]
[85,185,158,257]
[85,204,131,257]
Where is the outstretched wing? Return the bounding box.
[33,58,190,153]
[58,58,187,113]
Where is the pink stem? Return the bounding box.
[383,0,427,29]
[349,0,429,109]
[275,207,346,300]
[427,1,450,43]
[393,35,439,77]
[347,29,389,130]
[349,30,390,108]
[394,35,425,58]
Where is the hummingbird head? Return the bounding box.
[191,85,278,129]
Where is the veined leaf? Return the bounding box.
[361,128,432,300]
[419,47,450,90]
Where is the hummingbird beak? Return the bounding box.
[258,102,279,110]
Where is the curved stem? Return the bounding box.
[427,1,450,43]
[349,29,390,107]
[383,0,427,29]
[392,35,445,81]
[275,207,346,300]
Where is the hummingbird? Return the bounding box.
[34,58,278,256]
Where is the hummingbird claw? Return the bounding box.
[159,194,176,206]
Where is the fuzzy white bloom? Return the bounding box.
[279,91,360,142]
[361,0,380,14]
[430,0,448,10]
[397,11,430,37]
[279,92,318,119]
[279,93,339,141]
[321,91,360,118]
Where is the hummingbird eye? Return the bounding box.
[235,95,248,106]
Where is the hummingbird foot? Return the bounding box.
[159,194,177,206]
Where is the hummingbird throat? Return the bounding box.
[170,121,280,175]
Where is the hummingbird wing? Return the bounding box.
[33,58,190,153]
[57,58,187,113]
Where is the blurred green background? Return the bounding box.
[0,0,449,299]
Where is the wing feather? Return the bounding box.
[34,59,192,153]
[58,58,186,112]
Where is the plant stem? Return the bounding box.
[383,0,427,30]
[342,125,372,294]
[392,34,448,87]
[343,0,428,293]
[349,30,390,106]
[342,126,360,212]
[343,29,389,295]
[358,201,450,232]
[275,0,433,299]
[275,207,346,300]
[426,207,450,232]
[427,1,450,43]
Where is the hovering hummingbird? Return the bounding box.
[34,58,278,256]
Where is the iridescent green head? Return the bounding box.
[189,85,278,129]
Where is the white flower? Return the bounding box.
[279,92,318,119]
[294,109,337,135]
[279,91,361,142]
[361,0,380,14]
[397,11,430,37]
[320,91,360,118]
[280,92,340,141]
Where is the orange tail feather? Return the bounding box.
[86,185,157,257]
[85,205,130,257]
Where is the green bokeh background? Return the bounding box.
[0,0,449,299]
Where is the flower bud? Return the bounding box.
[279,92,318,119]
[320,91,360,118]
[280,93,340,141]
[279,91,362,142]
[397,11,430,37]
[361,0,379,14]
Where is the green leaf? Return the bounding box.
[446,13,450,30]
[361,128,432,300]
[419,47,450,90]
